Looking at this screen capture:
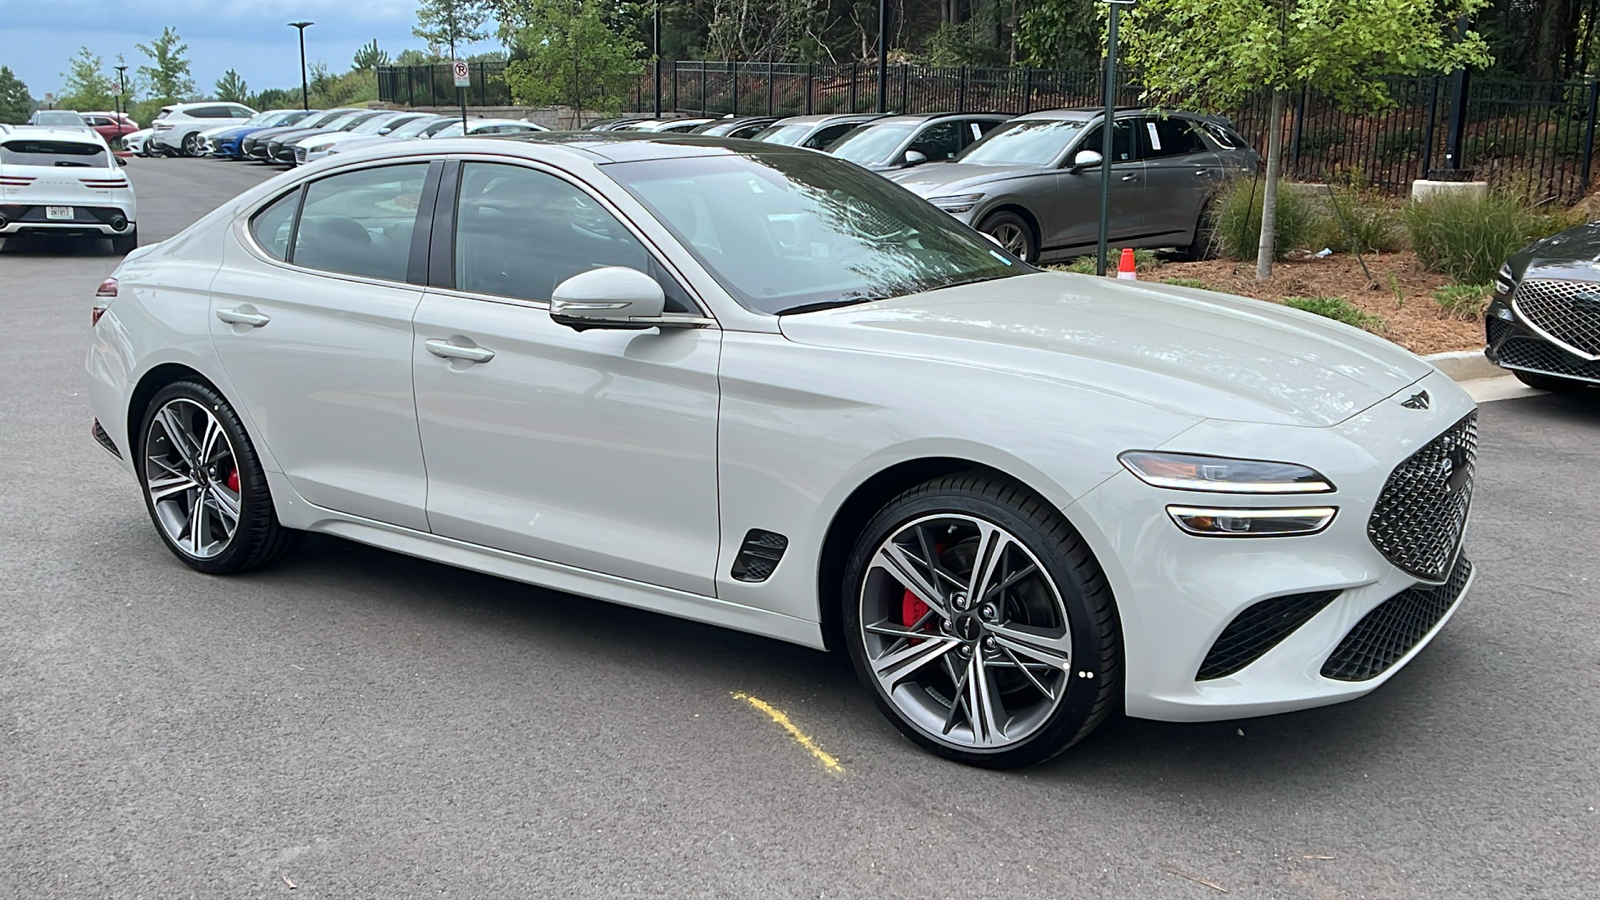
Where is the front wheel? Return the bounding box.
[978,211,1037,264]
[138,381,300,573]
[842,473,1121,768]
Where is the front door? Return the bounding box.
[411,160,722,596]
[1049,119,1144,252]
[209,161,436,530]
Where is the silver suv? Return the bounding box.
[888,108,1260,262]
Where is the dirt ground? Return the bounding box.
[1150,250,1484,356]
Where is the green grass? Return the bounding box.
[1161,277,1211,289]
[1056,248,1163,275]
[1431,283,1494,320]
[1283,296,1387,333]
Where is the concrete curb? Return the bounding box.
[1426,349,1502,383]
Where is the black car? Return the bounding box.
[827,112,1013,171]
[690,115,780,139]
[1488,222,1600,393]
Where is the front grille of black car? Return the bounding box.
[1486,314,1512,348]
[1497,336,1600,384]
[1512,279,1600,358]
[1196,590,1342,680]
[1321,556,1472,681]
[1368,412,1477,583]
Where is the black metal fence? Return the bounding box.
[627,61,1600,201]
[377,62,511,108]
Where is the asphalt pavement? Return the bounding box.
[2,157,1598,899]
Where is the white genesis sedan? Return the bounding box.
[86,135,1477,768]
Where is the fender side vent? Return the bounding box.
[731,529,789,583]
[92,419,121,459]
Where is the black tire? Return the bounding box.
[1174,207,1217,261]
[842,472,1121,768]
[137,380,301,574]
[1513,369,1592,394]
[110,226,137,255]
[978,211,1038,264]
[180,132,201,157]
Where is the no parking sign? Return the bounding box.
[452,60,470,88]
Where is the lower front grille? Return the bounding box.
[1196,590,1341,680]
[1497,336,1600,384]
[1321,556,1472,682]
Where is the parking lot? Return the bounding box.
[2,158,1598,898]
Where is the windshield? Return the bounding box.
[272,110,315,127]
[829,121,919,164]
[605,152,1027,315]
[1,139,108,168]
[956,118,1086,167]
[33,111,85,127]
[351,114,404,135]
[306,110,357,129]
[337,113,385,132]
[419,119,458,137]
[388,117,445,138]
[751,123,814,146]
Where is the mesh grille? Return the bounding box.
[1485,314,1512,348]
[1497,337,1600,384]
[1367,413,1477,582]
[730,529,789,583]
[1321,557,1472,681]
[1512,279,1600,358]
[1196,590,1341,681]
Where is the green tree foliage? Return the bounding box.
[59,47,113,110]
[1016,0,1098,67]
[395,47,445,65]
[503,0,644,118]
[415,0,493,57]
[249,87,299,111]
[214,68,250,104]
[353,39,392,70]
[137,26,195,101]
[1122,0,1492,280]
[0,66,34,124]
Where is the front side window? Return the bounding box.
[805,122,860,149]
[606,151,1025,316]
[1075,120,1138,163]
[906,122,962,161]
[453,162,690,311]
[291,164,428,281]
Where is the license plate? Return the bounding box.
[45,206,74,221]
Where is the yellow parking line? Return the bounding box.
[730,692,844,775]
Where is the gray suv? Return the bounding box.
[888,108,1260,263]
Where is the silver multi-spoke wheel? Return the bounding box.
[143,398,241,559]
[860,513,1073,751]
[989,223,1028,258]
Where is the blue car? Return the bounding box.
[206,109,320,158]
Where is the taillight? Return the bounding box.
[92,304,108,326]
[96,277,118,298]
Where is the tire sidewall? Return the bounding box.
[979,211,1036,264]
[842,483,1113,768]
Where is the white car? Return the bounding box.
[1,128,137,251]
[121,128,153,156]
[292,111,433,165]
[28,109,92,130]
[85,136,1477,768]
[325,115,454,156]
[149,101,257,156]
[425,117,550,138]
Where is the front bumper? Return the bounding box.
[1485,294,1600,385]
[1075,368,1479,722]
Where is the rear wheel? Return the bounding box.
[180,132,201,157]
[1513,369,1593,395]
[138,381,300,574]
[978,211,1037,264]
[1174,207,1217,261]
[110,226,137,255]
[842,472,1121,768]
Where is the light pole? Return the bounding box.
[1096,0,1134,277]
[653,1,662,118]
[289,21,314,110]
[113,64,128,138]
[876,0,888,113]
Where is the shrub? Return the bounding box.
[1283,296,1387,333]
[1431,283,1494,320]
[1057,248,1162,275]
[1299,125,1346,160]
[1374,126,1421,162]
[1404,191,1581,285]
[1213,179,1318,261]
[1317,187,1405,254]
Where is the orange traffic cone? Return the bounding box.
[1117,247,1138,280]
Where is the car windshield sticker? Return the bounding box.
[1146,121,1162,150]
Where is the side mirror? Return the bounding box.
[116,156,128,166]
[550,267,668,330]
[377,126,394,135]
[903,149,929,167]
[1069,149,1103,172]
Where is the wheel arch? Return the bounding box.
[126,363,222,461]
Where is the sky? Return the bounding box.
[0,0,500,100]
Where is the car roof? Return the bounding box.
[381,131,818,164]
[868,112,1013,125]
[768,113,884,126]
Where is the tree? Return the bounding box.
[136,26,195,101]
[1122,0,1491,280]
[214,69,250,103]
[502,0,644,119]
[415,0,493,57]
[353,39,391,70]
[0,66,33,124]
[59,47,113,110]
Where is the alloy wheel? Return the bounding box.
[143,398,241,559]
[858,513,1073,751]
[988,223,1029,258]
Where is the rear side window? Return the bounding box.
[250,189,302,261]
[1141,117,1209,159]
[291,163,429,281]
[806,123,860,149]
[0,140,108,168]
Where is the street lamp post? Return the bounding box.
[653,1,662,118]
[1096,0,1134,277]
[113,64,128,139]
[876,0,888,114]
[289,21,314,110]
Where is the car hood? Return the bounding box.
[886,162,1050,197]
[1505,221,1600,280]
[776,272,1432,428]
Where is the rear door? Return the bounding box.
[1137,116,1222,243]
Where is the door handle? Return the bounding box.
[425,338,495,364]
[1195,169,1211,176]
[216,307,270,327]
[1119,173,1139,182]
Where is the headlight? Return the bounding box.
[1119,451,1335,493]
[1494,263,1515,296]
[928,193,983,213]
[1167,506,1337,537]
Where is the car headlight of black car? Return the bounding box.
[1495,263,1515,296]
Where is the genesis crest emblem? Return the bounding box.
[1401,390,1431,410]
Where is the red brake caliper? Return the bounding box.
[900,541,940,633]
[225,469,240,492]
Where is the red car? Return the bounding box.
[82,112,139,145]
